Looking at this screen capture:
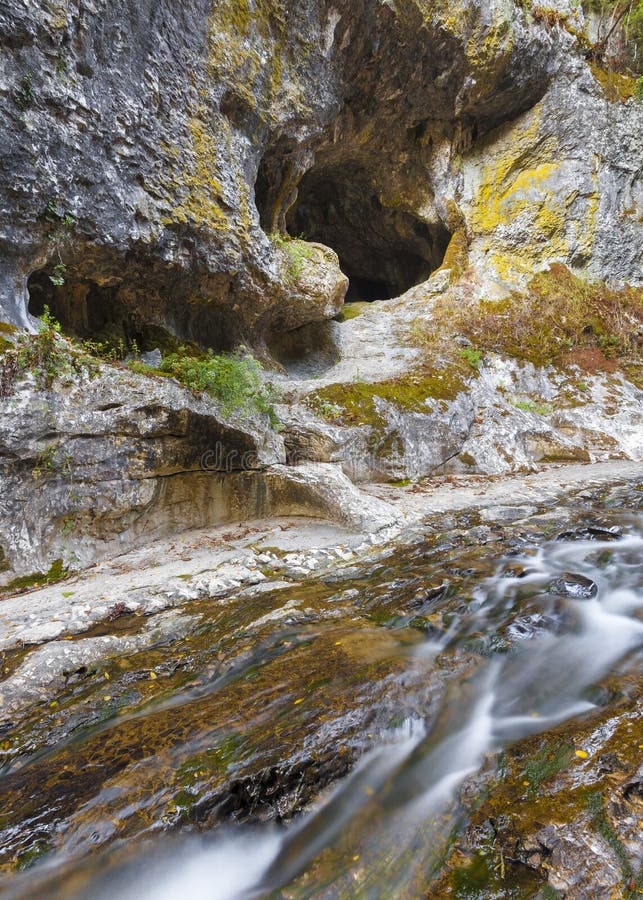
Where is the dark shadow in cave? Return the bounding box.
[27,269,239,354]
[285,163,451,301]
[268,318,340,377]
[345,276,391,303]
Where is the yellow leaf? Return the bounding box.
[149,672,157,680]
[575,749,588,759]
[103,696,112,701]
[522,781,530,786]
[293,698,304,705]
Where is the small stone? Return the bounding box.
[549,573,598,599]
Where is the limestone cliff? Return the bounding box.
[0,0,641,583]
[2,0,639,341]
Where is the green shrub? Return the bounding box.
[160,349,279,424]
[0,307,90,398]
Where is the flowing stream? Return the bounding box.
[2,483,642,898]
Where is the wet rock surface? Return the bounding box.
[0,471,639,897]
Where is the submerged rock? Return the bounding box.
[548,572,599,599]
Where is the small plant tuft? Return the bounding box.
[13,73,34,111]
[270,232,316,282]
[459,347,483,370]
[0,307,91,398]
[511,398,553,415]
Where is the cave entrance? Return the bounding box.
[285,163,451,302]
[27,269,239,355]
[27,270,146,349]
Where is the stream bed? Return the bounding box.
[1,479,641,898]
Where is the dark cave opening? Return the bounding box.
[27,269,239,355]
[27,270,145,347]
[344,276,392,303]
[284,163,452,301]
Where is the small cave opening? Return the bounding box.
[26,269,239,355]
[285,163,452,301]
[27,270,150,350]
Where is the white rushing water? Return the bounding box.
[82,516,643,900]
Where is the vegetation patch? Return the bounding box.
[335,302,369,323]
[0,308,92,398]
[270,232,317,282]
[521,741,574,797]
[413,265,642,378]
[308,366,470,435]
[589,60,638,99]
[154,350,279,424]
[2,559,68,595]
[511,398,553,415]
[435,229,470,282]
[0,310,279,427]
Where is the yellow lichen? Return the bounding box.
[169,117,227,230]
[589,62,637,102]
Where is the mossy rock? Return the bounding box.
[335,302,370,323]
[309,366,470,440]
[2,559,68,594]
[589,62,637,103]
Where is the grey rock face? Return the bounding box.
[0,362,284,583]
[0,0,606,344]
[0,0,640,580]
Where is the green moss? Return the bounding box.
[335,302,369,323]
[511,399,553,415]
[590,61,638,102]
[449,844,546,897]
[448,694,642,894]
[3,559,68,594]
[436,228,470,281]
[459,347,483,370]
[270,233,317,282]
[522,741,574,797]
[16,839,51,871]
[309,367,470,435]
